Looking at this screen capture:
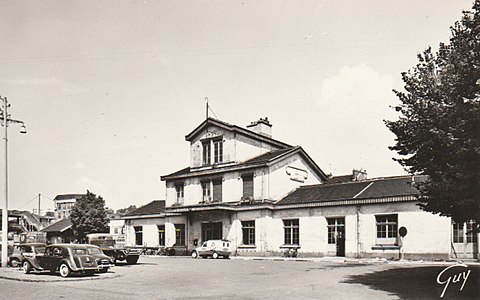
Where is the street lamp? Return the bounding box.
[1,96,27,268]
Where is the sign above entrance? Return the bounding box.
[286,166,308,183]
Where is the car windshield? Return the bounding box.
[34,246,46,253]
[72,248,88,255]
[87,247,101,254]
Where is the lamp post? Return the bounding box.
[1,96,26,268]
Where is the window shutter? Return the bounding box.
[212,179,222,202]
[242,175,254,198]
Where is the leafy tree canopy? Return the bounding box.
[115,205,137,216]
[386,1,480,224]
[70,190,109,241]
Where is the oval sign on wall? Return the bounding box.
[399,226,408,237]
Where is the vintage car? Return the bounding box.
[191,240,231,259]
[22,244,114,277]
[9,243,46,267]
[84,245,115,273]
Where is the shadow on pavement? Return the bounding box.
[343,265,480,299]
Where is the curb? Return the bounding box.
[0,269,121,283]
[229,256,480,265]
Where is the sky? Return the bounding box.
[0,0,475,213]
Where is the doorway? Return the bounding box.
[327,217,345,257]
[452,221,478,259]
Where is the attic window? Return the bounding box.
[202,137,223,165]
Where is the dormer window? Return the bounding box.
[202,141,211,165]
[202,137,223,165]
[213,139,223,163]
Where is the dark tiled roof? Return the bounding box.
[125,200,166,217]
[162,167,191,178]
[162,148,297,180]
[243,147,296,165]
[325,174,353,184]
[41,218,73,233]
[54,194,85,201]
[278,176,420,205]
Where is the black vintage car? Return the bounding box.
[22,244,114,277]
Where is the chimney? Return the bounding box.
[352,169,367,181]
[247,117,272,137]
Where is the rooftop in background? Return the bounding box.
[53,194,86,201]
[123,200,166,217]
[41,218,73,233]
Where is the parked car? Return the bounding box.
[191,240,231,259]
[84,245,115,273]
[22,244,114,277]
[8,243,46,267]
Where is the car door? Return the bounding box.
[40,246,63,270]
[197,242,208,256]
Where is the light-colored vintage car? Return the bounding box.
[22,244,114,277]
[191,240,231,259]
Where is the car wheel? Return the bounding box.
[59,263,71,278]
[10,258,20,268]
[223,255,229,259]
[22,261,32,274]
[99,268,109,273]
[126,256,138,264]
[191,251,198,259]
[212,252,219,259]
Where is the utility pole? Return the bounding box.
[0,96,27,268]
[38,194,41,216]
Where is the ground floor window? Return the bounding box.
[327,217,345,244]
[283,219,299,245]
[453,222,464,243]
[134,226,143,246]
[201,222,222,242]
[376,214,397,245]
[466,221,478,243]
[158,225,165,246]
[175,224,186,246]
[453,221,478,244]
[242,221,255,245]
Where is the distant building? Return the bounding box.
[41,218,74,244]
[53,194,85,219]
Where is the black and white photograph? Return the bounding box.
[1,1,479,299]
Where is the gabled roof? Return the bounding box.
[161,146,328,181]
[277,176,422,205]
[41,218,73,233]
[185,118,291,149]
[53,194,85,201]
[123,200,166,217]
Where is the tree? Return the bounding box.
[116,205,137,216]
[386,1,480,224]
[70,191,109,242]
